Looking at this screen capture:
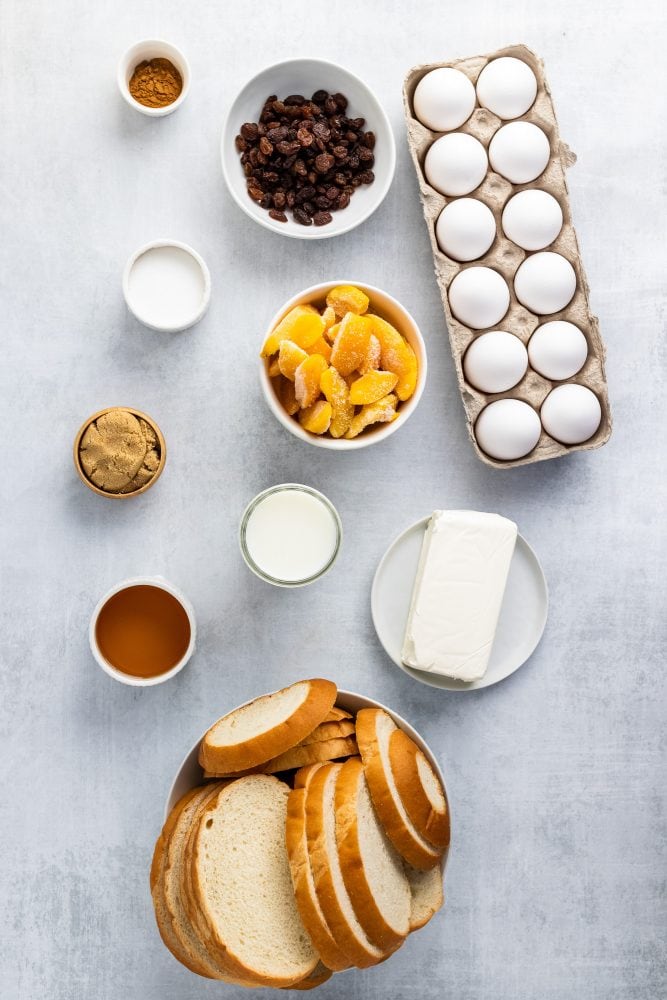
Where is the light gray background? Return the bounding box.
[1,1,665,998]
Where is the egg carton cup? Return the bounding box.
[403,44,612,468]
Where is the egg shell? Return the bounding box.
[476,56,538,120]
[489,121,551,184]
[463,331,528,392]
[540,384,601,444]
[502,189,563,251]
[424,133,488,197]
[514,252,577,315]
[448,266,510,329]
[528,321,588,380]
[475,398,541,460]
[413,67,476,131]
[436,198,496,261]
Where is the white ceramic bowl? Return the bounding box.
[90,576,196,687]
[260,281,427,450]
[221,58,396,239]
[165,687,450,875]
[122,240,211,332]
[117,39,191,117]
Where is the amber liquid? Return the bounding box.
[95,585,191,678]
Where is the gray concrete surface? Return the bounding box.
[1,1,665,998]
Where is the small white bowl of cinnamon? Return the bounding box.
[118,39,191,117]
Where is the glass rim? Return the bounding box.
[239,483,343,588]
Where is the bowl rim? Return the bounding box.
[73,406,167,499]
[164,686,450,872]
[117,38,191,117]
[89,575,196,686]
[220,56,397,240]
[122,239,211,332]
[259,280,427,449]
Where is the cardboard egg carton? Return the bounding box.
[403,44,612,468]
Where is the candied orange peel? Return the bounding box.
[265,286,419,439]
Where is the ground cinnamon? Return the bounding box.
[129,57,182,108]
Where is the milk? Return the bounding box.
[243,487,340,584]
[126,245,206,329]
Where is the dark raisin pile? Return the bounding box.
[235,91,376,227]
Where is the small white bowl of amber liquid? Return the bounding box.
[89,577,196,686]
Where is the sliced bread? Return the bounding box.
[334,757,411,951]
[262,736,358,774]
[325,707,353,722]
[286,765,351,972]
[356,709,441,870]
[189,775,320,988]
[301,719,355,745]
[304,763,389,969]
[287,961,333,990]
[389,728,450,849]
[405,864,444,932]
[199,678,337,773]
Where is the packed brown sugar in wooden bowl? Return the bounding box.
[403,44,612,468]
[73,407,166,499]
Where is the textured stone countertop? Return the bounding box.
[1,1,665,998]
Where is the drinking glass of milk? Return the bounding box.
[239,484,342,587]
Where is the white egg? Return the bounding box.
[448,267,510,329]
[413,67,476,131]
[463,331,528,392]
[475,398,541,461]
[435,198,496,261]
[489,121,550,184]
[514,252,576,315]
[502,189,563,250]
[528,321,588,380]
[540,384,602,444]
[476,57,538,120]
[424,133,488,197]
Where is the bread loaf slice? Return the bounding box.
[405,864,444,932]
[288,961,333,990]
[286,765,351,972]
[356,709,441,870]
[389,728,450,849]
[325,707,353,722]
[304,763,389,968]
[189,775,320,988]
[262,736,358,774]
[199,679,337,773]
[300,718,355,745]
[334,757,411,951]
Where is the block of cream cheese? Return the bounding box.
[402,510,517,682]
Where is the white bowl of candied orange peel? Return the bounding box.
[259,282,427,449]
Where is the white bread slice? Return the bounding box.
[325,707,353,722]
[405,864,444,931]
[301,718,355,745]
[189,775,319,988]
[356,709,441,870]
[199,679,337,773]
[262,736,357,774]
[164,784,259,984]
[389,728,450,849]
[304,763,389,969]
[151,789,212,978]
[334,758,411,951]
[286,765,351,972]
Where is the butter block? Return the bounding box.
[402,510,517,682]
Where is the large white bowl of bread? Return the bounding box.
[151,678,450,989]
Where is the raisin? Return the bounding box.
[293,207,312,226]
[333,93,349,110]
[285,94,305,105]
[259,136,273,156]
[312,90,328,103]
[315,153,335,173]
[297,128,314,147]
[240,122,259,141]
[313,211,333,226]
[269,209,287,222]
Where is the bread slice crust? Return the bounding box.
[334,757,410,951]
[304,763,389,969]
[356,709,441,870]
[405,864,444,932]
[389,728,450,849]
[199,679,337,773]
[286,765,351,971]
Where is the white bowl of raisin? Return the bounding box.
[259,282,427,449]
[222,58,396,239]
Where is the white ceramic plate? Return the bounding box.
[371,514,548,690]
